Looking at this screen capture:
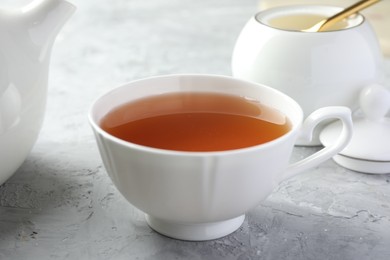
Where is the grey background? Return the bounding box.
[0,0,389,259]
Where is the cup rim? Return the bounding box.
[254,5,366,33]
[88,74,304,156]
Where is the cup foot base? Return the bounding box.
[145,214,245,241]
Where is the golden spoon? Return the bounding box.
[303,0,381,32]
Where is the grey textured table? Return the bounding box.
[1,0,390,259]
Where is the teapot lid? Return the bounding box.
[320,84,390,174]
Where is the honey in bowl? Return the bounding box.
[266,14,349,31]
[100,92,292,152]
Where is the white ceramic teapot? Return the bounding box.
[0,0,75,185]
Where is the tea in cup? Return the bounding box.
[89,74,353,241]
[232,5,384,145]
[99,91,293,152]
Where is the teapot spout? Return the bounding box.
[20,0,76,58]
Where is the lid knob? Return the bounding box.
[360,84,390,121]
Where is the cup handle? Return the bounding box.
[279,106,353,182]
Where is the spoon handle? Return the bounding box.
[318,0,381,32]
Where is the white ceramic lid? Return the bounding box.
[320,84,390,174]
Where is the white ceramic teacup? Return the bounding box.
[232,5,384,145]
[89,74,353,241]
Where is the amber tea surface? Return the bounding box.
[100,92,292,152]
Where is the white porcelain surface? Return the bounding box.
[320,84,390,174]
[231,5,384,145]
[89,74,353,240]
[331,154,390,175]
[145,214,246,241]
[0,0,76,185]
[2,1,390,257]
